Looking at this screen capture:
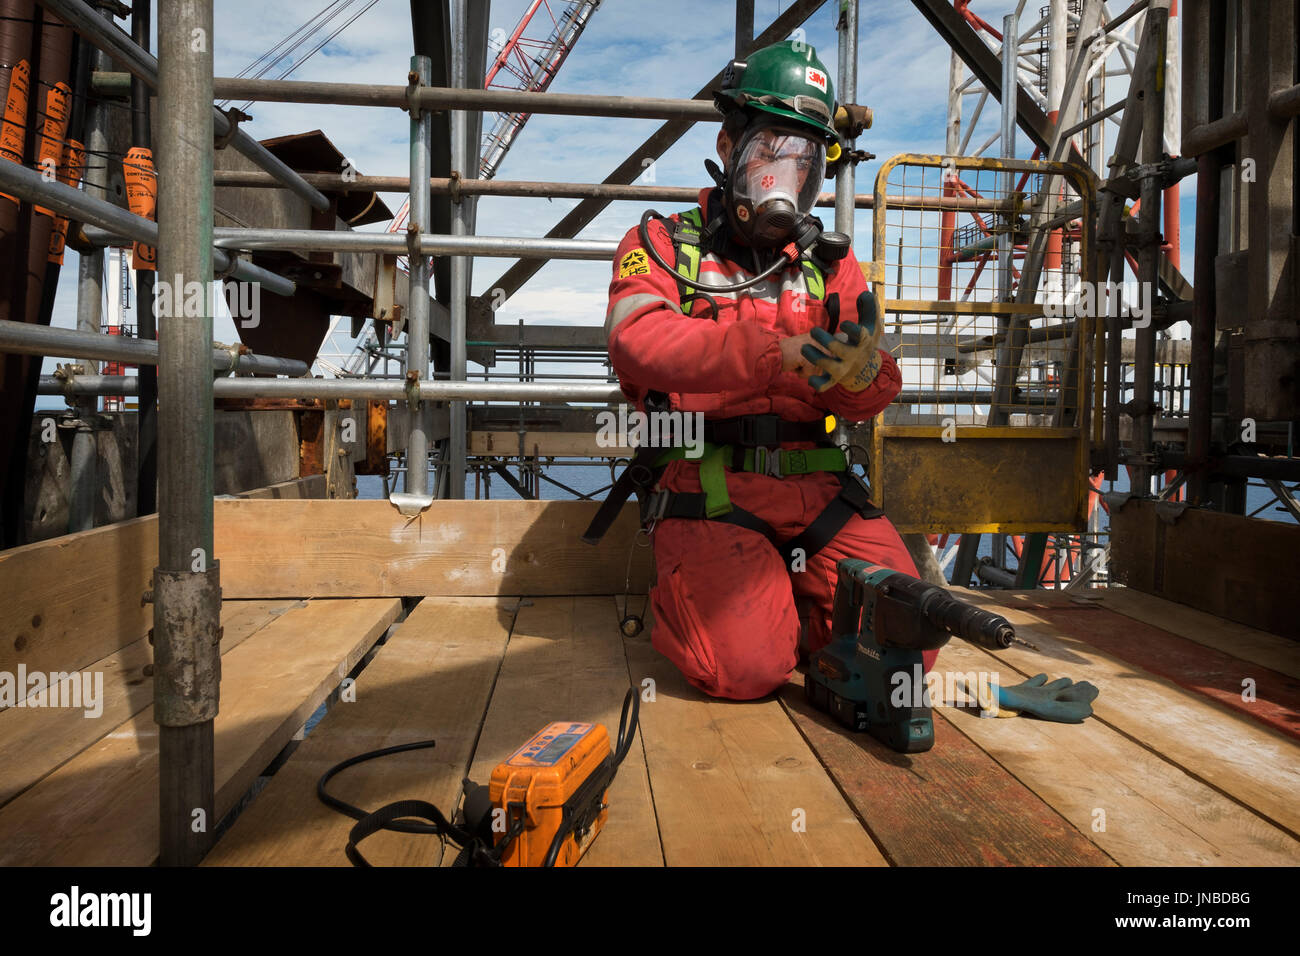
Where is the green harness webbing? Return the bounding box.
[653,442,848,518]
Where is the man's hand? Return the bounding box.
[780,332,817,376]
[800,290,885,393]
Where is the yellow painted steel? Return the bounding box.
[865,154,1100,534]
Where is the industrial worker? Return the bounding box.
[587,40,940,701]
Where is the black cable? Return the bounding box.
[316,738,471,839]
[679,290,719,321]
[614,686,640,768]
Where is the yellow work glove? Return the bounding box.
[802,290,884,393]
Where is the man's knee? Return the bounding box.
[649,527,799,700]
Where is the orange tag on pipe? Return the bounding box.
[124,146,157,271]
[48,139,85,265]
[0,59,31,205]
[34,81,70,217]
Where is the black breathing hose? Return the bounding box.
[637,209,800,297]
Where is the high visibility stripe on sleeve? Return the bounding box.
[605,292,680,334]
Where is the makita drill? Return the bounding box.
[804,559,1022,753]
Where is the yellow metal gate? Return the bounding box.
[860,154,1099,534]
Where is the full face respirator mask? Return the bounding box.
[724,121,826,248]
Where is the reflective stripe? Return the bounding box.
[605,292,681,333]
[802,260,825,299]
[701,249,810,302]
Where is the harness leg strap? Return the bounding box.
[779,471,884,565]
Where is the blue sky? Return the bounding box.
[38,0,1195,401]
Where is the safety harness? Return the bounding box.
[582,203,883,563]
[670,206,828,309]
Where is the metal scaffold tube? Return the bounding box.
[208,76,723,121]
[834,0,858,236]
[82,227,297,296]
[154,0,218,868]
[41,0,330,212]
[998,12,1016,302]
[0,319,310,375]
[406,53,432,498]
[70,2,115,534]
[449,0,469,500]
[0,159,297,297]
[35,376,1043,408]
[213,379,624,402]
[210,170,1000,211]
[209,226,616,260]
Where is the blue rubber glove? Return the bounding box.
[984,673,1100,723]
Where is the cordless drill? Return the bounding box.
[804,559,1020,753]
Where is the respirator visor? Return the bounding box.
[732,127,826,244]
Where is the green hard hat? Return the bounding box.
[714,40,838,143]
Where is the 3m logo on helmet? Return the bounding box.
[805,67,826,93]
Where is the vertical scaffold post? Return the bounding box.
[448,0,470,500]
[70,2,116,532]
[1132,2,1170,495]
[154,0,219,867]
[834,0,858,236]
[406,53,432,497]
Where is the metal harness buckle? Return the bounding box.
[751,446,783,478]
[641,489,671,528]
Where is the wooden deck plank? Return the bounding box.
[623,614,885,866]
[213,500,652,598]
[0,474,333,680]
[777,672,1116,866]
[0,598,398,866]
[1044,588,1300,680]
[205,597,515,866]
[0,515,156,680]
[955,588,1300,839]
[933,635,1300,866]
[1029,606,1300,742]
[462,597,663,867]
[0,599,300,808]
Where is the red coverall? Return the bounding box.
[606,187,937,700]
